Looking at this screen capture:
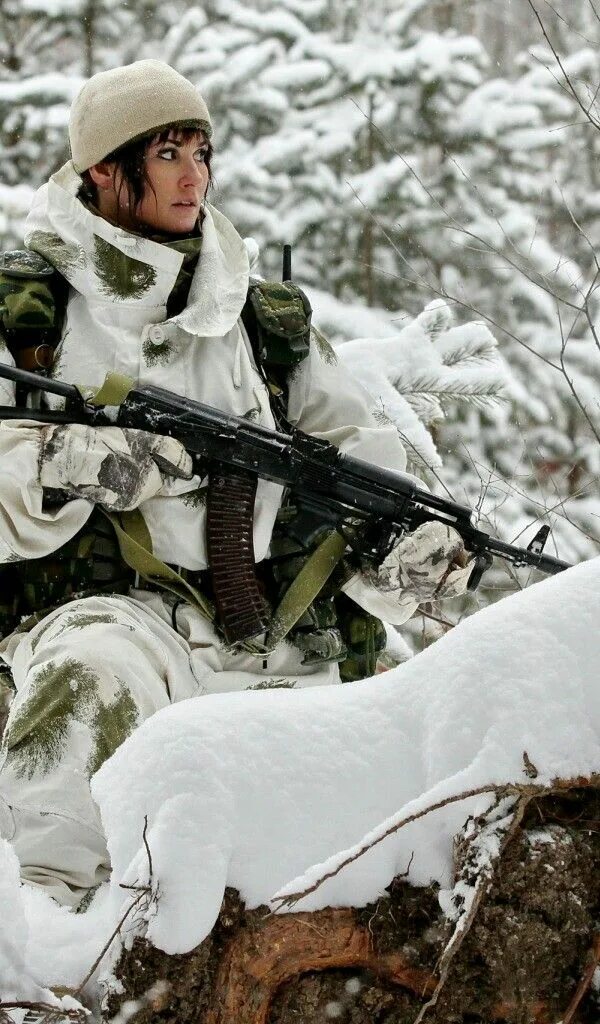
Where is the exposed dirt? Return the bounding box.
[104,788,600,1024]
[103,889,247,1023]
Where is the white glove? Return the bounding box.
[372,521,473,602]
[342,521,474,626]
[39,423,193,511]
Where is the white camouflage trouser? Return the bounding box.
[0,591,339,908]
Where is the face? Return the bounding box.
[92,129,210,235]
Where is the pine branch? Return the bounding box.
[394,374,506,403]
[438,343,499,369]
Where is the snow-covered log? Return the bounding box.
[1,560,600,1021]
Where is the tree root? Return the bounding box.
[105,784,600,1024]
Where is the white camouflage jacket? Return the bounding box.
[0,160,438,622]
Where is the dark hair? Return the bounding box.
[80,122,213,232]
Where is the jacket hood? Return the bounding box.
[23,160,250,338]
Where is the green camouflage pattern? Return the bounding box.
[4,654,138,780]
[92,235,157,300]
[27,230,86,277]
[248,678,297,690]
[311,324,338,366]
[0,510,133,641]
[0,249,54,278]
[142,336,173,368]
[0,247,66,366]
[245,280,311,369]
[165,235,202,317]
[335,592,387,682]
[19,510,130,615]
[0,272,57,333]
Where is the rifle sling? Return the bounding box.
[266,530,348,651]
[101,507,348,657]
[102,508,217,624]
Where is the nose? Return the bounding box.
[179,156,206,187]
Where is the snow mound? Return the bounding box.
[90,557,600,955]
[2,558,598,996]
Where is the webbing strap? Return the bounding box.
[266,530,347,651]
[104,509,216,625]
[84,371,135,406]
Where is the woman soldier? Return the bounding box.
[0,61,472,908]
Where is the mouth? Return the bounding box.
[172,201,197,208]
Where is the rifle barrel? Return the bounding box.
[0,362,82,402]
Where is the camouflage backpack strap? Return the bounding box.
[241,279,311,420]
[0,249,67,371]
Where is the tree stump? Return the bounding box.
[105,788,600,1024]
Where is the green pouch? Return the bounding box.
[0,249,57,330]
[243,280,312,370]
[335,592,387,682]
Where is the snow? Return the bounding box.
[2,1,600,1005]
[1,557,599,999]
[0,73,82,106]
[330,300,509,473]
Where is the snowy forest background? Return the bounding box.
[1,0,599,650]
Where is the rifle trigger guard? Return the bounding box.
[467,551,493,591]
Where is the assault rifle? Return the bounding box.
[0,363,572,643]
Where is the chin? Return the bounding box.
[163,212,199,233]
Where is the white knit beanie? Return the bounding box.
[69,60,212,172]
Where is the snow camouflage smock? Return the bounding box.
[0,160,412,575]
[0,160,429,907]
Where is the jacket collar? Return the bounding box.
[23,160,249,338]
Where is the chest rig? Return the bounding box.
[0,249,385,680]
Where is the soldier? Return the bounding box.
[0,61,472,910]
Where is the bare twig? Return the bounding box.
[540,0,596,45]
[588,0,600,29]
[273,784,502,911]
[417,608,456,631]
[528,0,600,130]
[346,207,563,372]
[0,1003,85,1024]
[412,794,530,1023]
[73,887,150,998]
[74,819,155,998]
[561,932,600,1023]
[142,814,153,880]
[556,295,600,446]
[273,775,600,911]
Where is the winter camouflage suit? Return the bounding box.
[0,159,471,908]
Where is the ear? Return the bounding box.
[87,160,115,192]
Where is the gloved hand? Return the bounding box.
[39,423,193,511]
[368,520,473,602]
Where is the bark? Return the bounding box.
[105,786,600,1024]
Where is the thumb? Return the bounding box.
[149,435,194,479]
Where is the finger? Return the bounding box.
[151,437,193,479]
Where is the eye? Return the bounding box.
[195,148,209,163]
[157,147,177,160]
